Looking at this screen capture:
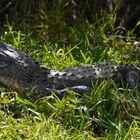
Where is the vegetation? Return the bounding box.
[0,1,140,139]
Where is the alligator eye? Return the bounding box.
[0,52,12,68]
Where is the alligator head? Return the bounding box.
[0,41,46,97]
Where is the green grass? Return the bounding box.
[0,12,140,140]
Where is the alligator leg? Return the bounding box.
[125,71,139,89]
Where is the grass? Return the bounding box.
[0,11,140,139]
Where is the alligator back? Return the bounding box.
[48,63,140,90]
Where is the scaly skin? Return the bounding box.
[0,41,140,99]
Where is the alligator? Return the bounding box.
[0,41,140,100]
